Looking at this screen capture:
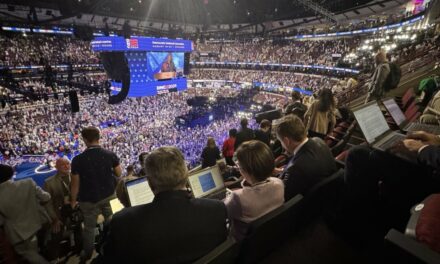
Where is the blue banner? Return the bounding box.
[91,36,194,52]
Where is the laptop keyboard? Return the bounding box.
[406,123,440,135]
[377,134,406,150]
[207,190,227,200]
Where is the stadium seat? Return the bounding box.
[193,237,240,264]
[331,121,357,157]
[384,229,440,264]
[236,194,303,264]
[299,169,345,225]
[404,101,421,121]
[397,88,415,111]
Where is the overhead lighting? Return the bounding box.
[130,7,134,12]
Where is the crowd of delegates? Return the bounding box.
[189,69,341,93]
[0,111,341,263]
[0,35,99,67]
[0,88,260,169]
[192,38,360,67]
[292,12,417,36]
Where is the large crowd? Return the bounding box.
[0,35,99,67]
[2,3,440,263]
[189,69,340,93]
[0,88,259,169]
[192,38,360,67]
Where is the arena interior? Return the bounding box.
[1,0,440,263]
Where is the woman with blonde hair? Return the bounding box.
[201,137,221,168]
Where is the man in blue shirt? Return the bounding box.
[70,126,122,262]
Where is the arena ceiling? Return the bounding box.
[3,0,378,25]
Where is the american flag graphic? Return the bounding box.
[126,38,139,49]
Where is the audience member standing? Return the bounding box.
[222,129,237,166]
[103,146,228,263]
[234,118,255,149]
[70,126,122,262]
[365,50,390,103]
[225,140,284,240]
[201,137,221,168]
[255,119,272,147]
[0,164,51,264]
[304,88,336,139]
[284,91,308,120]
[43,158,76,261]
[275,115,336,200]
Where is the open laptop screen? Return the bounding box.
[353,102,390,144]
[125,177,155,206]
[110,198,124,214]
[383,98,406,126]
[188,166,224,198]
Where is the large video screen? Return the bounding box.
[109,51,188,97]
[147,52,185,81]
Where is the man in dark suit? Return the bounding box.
[275,115,337,201]
[103,146,228,263]
[235,118,255,149]
[255,119,271,147]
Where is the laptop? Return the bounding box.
[382,98,440,135]
[110,198,124,214]
[352,101,406,152]
[187,165,229,200]
[125,177,155,207]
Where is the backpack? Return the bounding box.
[383,62,401,91]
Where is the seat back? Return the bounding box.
[237,194,303,264]
[404,101,419,120]
[299,169,345,225]
[401,88,415,110]
[193,237,240,264]
[384,229,440,264]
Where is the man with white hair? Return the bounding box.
[103,146,228,263]
[43,157,74,260]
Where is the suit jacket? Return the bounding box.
[419,145,440,179]
[103,190,228,264]
[0,179,51,244]
[279,138,337,201]
[43,173,70,221]
[255,129,271,147]
[234,127,255,149]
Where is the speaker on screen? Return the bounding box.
[184,53,191,75]
[69,90,80,113]
[100,52,130,104]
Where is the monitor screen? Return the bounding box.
[125,177,155,206]
[188,166,224,198]
[147,52,185,81]
[110,198,124,214]
[383,99,406,126]
[353,102,390,144]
